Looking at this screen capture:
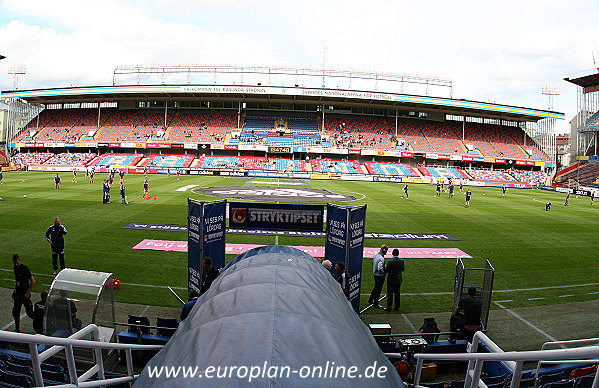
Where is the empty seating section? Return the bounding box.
[419,167,467,179]
[238,115,323,147]
[93,153,143,167]
[15,109,58,141]
[167,112,236,143]
[43,152,96,166]
[509,170,548,185]
[556,162,599,188]
[417,121,465,155]
[394,121,430,153]
[30,109,98,143]
[140,154,194,168]
[201,156,241,170]
[470,123,528,159]
[199,155,309,172]
[95,110,175,142]
[11,152,53,166]
[462,123,549,161]
[325,117,394,150]
[312,160,361,174]
[0,352,71,386]
[364,161,419,176]
[467,169,516,182]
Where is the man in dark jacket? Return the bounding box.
[384,248,405,312]
[46,217,67,275]
[12,254,35,332]
[180,290,200,321]
[200,257,219,294]
[32,290,48,334]
[334,261,349,298]
[454,286,482,342]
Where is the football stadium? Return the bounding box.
[0,61,598,387]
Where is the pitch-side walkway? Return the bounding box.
[0,287,596,352]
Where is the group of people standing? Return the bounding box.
[103,169,128,204]
[368,244,405,312]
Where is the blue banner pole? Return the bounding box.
[187,198,202,293]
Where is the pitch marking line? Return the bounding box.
[176,185,198,192]
[2,269,597,296]
[493,301,563,347]
[402,314,418,333]
[527,297,545,301]
[1,313,28,331]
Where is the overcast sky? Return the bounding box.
[1,0,598,134]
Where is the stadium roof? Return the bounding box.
[564,68,599,92]
[1,84,563,122]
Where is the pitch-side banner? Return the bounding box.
[325,203,367,313]
[347,205,366,313]
[188,199,202,293]
[188,199,226,293]
[229,202,324,232]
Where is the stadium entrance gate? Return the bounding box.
[453,259,494,330]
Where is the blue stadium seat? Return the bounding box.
[540,381,572,388]
[0,369,34,387]
[537,372,566,387]
[483,374,508,385]
[156,317,178,337]
[572,374,596,388]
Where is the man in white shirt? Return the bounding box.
[368,245,388,308]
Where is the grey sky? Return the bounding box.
[1,0,598,133]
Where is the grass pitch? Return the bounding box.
[0,171,597,313]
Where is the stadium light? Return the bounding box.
[8,65,26,90]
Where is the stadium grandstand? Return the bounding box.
[0,65,561,189]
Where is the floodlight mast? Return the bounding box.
[8,65,26,90]
[541,85,560,111]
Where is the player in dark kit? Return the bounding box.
[102,179,110,204]
[54,174,61,189]
[120,183,127,204]
[435,183,441,197]
[402,183,409,198]
[546,202,552,211]
[502,186,507,197]
[143,178,149,198]
[448,183,455,198]
[46,217,68,275]
[12,254,35,332]
[465,189,472,207]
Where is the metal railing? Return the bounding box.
[385,331,599,388]
[0,324,164,387]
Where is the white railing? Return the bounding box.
[386,332,599,388]
[535,338,599,379]
[0,324,164,387]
